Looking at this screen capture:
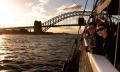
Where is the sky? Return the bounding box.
[0,0,94,33]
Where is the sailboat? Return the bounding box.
[78,0,120,72]
[63,0,120,72]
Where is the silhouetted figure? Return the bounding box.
[96,21,116,64]
[85,22,103,54]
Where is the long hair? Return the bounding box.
[97,21,112,35]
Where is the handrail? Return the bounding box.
[79,37,118,72]
[79,51,118,72]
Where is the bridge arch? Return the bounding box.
[42,11,91,32]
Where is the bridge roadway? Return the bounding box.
[0,24,79,29]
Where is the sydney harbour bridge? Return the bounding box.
[0,11,118,34]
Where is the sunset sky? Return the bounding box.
[0,0,94,33]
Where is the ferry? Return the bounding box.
[63,0,120,72]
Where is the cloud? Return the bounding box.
[0,0,51,27]
[57,4,83,13]
[8,0,52,27]
[0,0,82,28]
[63,4,82,11]
[25,0,53,22]
[56,5,66,13]
[38,0,49,5]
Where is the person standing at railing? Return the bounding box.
[86,22,103,53]
[96,21,116,65]
[79,22,103,54]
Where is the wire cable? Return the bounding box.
[114,17,120,66]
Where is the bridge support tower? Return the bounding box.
[34,20,43,34]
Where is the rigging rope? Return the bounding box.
[66,0,89,64]
[71,0,100,49]
[77,0,88,37]
[64,0,101,71]
[114,17,120,66]
[77,0,99,41]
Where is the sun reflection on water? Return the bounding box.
[0,35,75,72]
[0,37,5,57]
[0,36,7,67]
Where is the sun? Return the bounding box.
[0,0,18,27]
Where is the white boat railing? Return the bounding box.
[79,51,119,72]
[79,37,118,72]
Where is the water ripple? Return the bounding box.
[0,35,76,72]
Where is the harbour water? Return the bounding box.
[0,35,76,72]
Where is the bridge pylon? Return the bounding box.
[34,20,43,34]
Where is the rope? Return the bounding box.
[64,0,89,64]
[78,0,99,40]
[77,0,89,36]
[72,0,99,49]
[114,18,120,66]
[66,0,100,65]
[62,0,101,71]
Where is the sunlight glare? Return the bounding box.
[0,36,6,62]
[0,0,22,27]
